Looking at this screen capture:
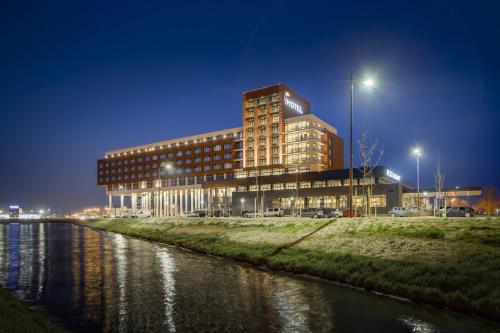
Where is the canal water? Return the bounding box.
[0,222,498,333]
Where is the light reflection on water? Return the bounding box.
[0,222,497,333]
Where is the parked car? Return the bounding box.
[129,210,152,218]
[435,206,451,217]
[322,208,343,218]
[446,207,475,217]
[342,209,362,217]
[264,208,284,217]
[243,211,259,218]
[186,211,201,217]
[388,207,409,217]
[296,208,324,218]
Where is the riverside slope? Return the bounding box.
[76,216,500,320]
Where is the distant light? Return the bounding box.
[363,78,375,87]
[39,209,45,214]
[9,205,19,209]
[240,198,245,202]
[413,148,422,156]
[456,186,459,189]
[423,192,428,196]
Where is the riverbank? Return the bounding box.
[0,287,67,333]
[76,216,500,320]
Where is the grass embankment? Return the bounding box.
[77,216,500,319]
[0,287,67,333]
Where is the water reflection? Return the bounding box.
[0,222,497,333]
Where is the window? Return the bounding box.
[224,163,232,169]
[224,153,232,159]
[194,147,201,154]
[167,153,174,158]
[204,165,211,171]
[214,164,221,170]
[327,180,342,187]
[176,160,183,165]
[272,124,279,133]
[160,154,165,160]
[259,148,266,156]
[259,127,267,135]
[204,146,211,153]
[272,136,279,144]
[145,156,151,161]
[259,138,266,145]
[185,150,192,155]
[194,157,201,163]
[204,156,211,162]
[123,160,129,165]
[224,143,232,150]
[272,114,279,123]
[185,168,192,174]
[185,159,192,164]
[247,119,254,126]
[299,182,311,189]
[247,160,255,167]
[249,185,258,191]
[247,110,254,117]
[247,129,254,137]
[313,181,326,188]
[272,157,279,165]
[273,183,284,190]
[194,166,202,172]
[286,183,297,189]
[152,155,158,160]
[176,168,183,174]
[214,155,220,160]
[247,140,254,147]
[258,158,266,166]
[176,151,183,157]
[214,145,221,151]
[259,117,266,125]
[272,147,279,155]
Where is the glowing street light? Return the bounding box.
[347,74,376,217]
[413,147,423,209]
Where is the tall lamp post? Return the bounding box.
[348,74,375,217]
[156,161,173,217]
[413,148,422,209]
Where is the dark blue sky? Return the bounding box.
[1,0,499,213]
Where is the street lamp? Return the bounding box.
[156,162,174,217]
[413,148,422,209]
[348,74,375,217]
[240,198,245,215]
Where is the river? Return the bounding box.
[0,222,498,332]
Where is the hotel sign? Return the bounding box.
[284,91,303,114]
[386,169,401,181]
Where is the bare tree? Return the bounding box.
[434,149,446,216]
[357,132,384,217]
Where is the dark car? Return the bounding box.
[296,208,324,218]
[446,207,474,217]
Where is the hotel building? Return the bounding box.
[98,83,478,216]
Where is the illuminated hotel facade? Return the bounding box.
[97,83,419,216]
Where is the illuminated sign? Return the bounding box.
[284,91,303,114]
[386,169,401,181]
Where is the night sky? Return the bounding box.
[1,0,499,213]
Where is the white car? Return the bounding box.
[130,210,152,218]
[264,208,284,217]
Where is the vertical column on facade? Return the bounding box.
[190,189,194,212]
[173,190,178,216]
[179,190,185,214]
[131,193,136,212]
[185,190,189,213]
[108,195,113,211]
[120,194,124,213]
[167,190,171,216]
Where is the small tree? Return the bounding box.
[357,132,384,216]
[434,149,446,215]
[474,187,500,217]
